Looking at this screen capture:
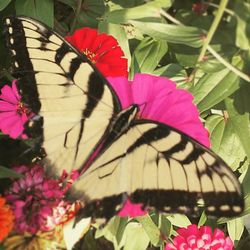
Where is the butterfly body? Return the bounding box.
[3,16,244,220]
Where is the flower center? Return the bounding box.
[82,48,97,64]
[16,101,28,116]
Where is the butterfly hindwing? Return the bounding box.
[3,16,121,175]
[72,119,243,218]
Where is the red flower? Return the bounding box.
[66,28,128,77]
[0,196,14,241]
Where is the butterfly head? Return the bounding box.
[109,104,139,136]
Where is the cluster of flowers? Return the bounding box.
[0,27,233,249]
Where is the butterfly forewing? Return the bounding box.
[3,16,121,175]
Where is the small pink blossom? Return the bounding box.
[59,169,80,193]
[118,199,146,217]
[6,165,65,234]
[165,224,234,250]
[44,201,71,231]
[108,74,210,218]
[0,80,32,139]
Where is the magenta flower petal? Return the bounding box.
[118,199,147,217]
[165,224,234,250]
[0,101,18,111]
[107,76,133,109]
[0,80,32,139]
[0,81,19,104]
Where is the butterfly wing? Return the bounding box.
[3,16,122,175]
[72,119,243,218]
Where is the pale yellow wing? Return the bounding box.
[72,120,243,218]
[4,16,121,175]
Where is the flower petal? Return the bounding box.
[0,82,19,104]
[118,199,147,217]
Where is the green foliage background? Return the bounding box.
[0,0,250,249]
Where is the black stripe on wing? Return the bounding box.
[129,120,244,217]
[3,16,122,120]
[73,119,244,219]
[3,16,124,174]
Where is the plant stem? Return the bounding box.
[207,46,250,82]
[160,4,250,83]
[197,0,229,63]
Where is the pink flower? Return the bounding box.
[108,74,210,218]
[6,165,65,234]
[118,199,146,217]
[165,224,234,250]
[44,201,71,231]
[0,80,32,139]
[108,74,210,148]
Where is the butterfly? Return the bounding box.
[3,16,244,220]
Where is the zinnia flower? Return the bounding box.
[108,74,210,218]
[6,165,65,234]
[0,80,32,139]
[66,27,128,77]
[0,197,14,241]
[165,224,234,250]
[108,74,210,147]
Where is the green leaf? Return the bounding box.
[169,44,199,67]
[227,217,244,242]
[242,167,250,199]
[190,56,243,113]
[198,211,207,227]
[105,0,171,23]
[159,215,173,237]
[0,0,11,11]
[131,21,204,48]
[15,0,54,27]
[136,215,163,246]
[0,166,22,179]
[123,222,150,250]
[224,85,250,160]
[130,37,168,75]
[205,114,246,170]
[63,217,91,250]
[77,0,105,28]
[166,214,191,228]
[153,63,187,85]
[57,0,76,10]
[199,58,226,73]
[111,0,145,8]
[95,216,129,248]
[233,1,250,50]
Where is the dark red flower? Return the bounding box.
[66,28,128,77]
